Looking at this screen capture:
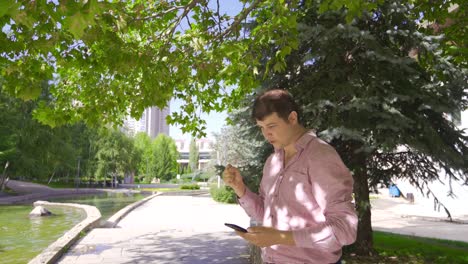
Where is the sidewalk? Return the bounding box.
[55,191,468,264]
[371,193,468,242]
[58,194,251,264]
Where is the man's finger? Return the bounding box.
[247,226,264,233]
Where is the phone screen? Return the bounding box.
[224,223,248,233]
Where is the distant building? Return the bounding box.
[123,106,170,138]
[175,138,214,171]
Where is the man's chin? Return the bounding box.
[270,142,280,149]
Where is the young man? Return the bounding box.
[223,89,357,264]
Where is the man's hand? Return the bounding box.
[235,226,295,247]
[222,164,246,197]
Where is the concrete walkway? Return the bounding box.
[371,193,468,242]
[55,191,468,264]
[58,194,251,264]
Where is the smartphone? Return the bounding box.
[224,223,248,233]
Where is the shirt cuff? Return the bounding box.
[237,187,256,206]
[292,224,340,250]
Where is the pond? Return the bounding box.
[0,192,149,264]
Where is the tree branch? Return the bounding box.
[133,6,186,21]
[219,0,262,40]
[165,0,201,39]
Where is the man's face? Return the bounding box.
[256,112,296,149]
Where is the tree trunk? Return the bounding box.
[352,153,375,256]
[47,168,56,185]
[0,173,7,191]
[0,161,9,191]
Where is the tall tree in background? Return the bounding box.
[152,134,178,182]
[94,128,139,186]
[188,138,199,173]
[0,90,20,168]
[213,122,272,193]
[133,132,153,182]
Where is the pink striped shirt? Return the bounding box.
[238,131,357,264]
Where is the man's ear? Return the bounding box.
[288,111,298,124]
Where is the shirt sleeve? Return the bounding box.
[237,186,265,222]
[292,145,358,250]
[237,159,270,222]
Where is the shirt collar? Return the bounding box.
[295,130,317,150]
[274,129,317,153]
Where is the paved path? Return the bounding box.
[56,191,468,264]
[58,194,250,264]
[371,194,468,242]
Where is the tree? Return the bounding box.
[188,138,199,172]
[213,122,272,193]
[94,128,139,186]
[0,0,300,137]
[318,1,466,66]
[152,134,178,182]
[133,132,153,181]
[247,0,467,255]
[0,89,20,174]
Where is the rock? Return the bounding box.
[29,205,52,217]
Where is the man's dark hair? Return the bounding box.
[252,89,302,124]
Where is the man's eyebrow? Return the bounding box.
[257,122,276,127]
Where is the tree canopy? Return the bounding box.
[0,0,301,136]
[1,1,464,136]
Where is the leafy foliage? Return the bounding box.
[210,185,237,204]
[133,132,153,181]
[0,0,300,137]
[318,1,467,66]
[180,183,200,190]
[188,138,199,172]
[152,134,178,182]
[94,128,140,184]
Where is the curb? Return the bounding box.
[103,192,163,228]
[401,214,468,224]
[159,190,209,196]
[0,189,106,205]
[28,201,102,264]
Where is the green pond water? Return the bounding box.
[0,192,148,264]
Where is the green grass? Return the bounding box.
[344,231,468,263]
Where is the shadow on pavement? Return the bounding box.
[66,231,250,264]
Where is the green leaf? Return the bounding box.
[13,11,35,28]
[0,0,17,17]
[64,12,89,39]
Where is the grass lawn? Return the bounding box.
[344,231,468,263]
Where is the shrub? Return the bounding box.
[180,184,200,190]
[210,185,236,204]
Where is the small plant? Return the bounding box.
[210,185,236,204]
[180,184,200,190]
